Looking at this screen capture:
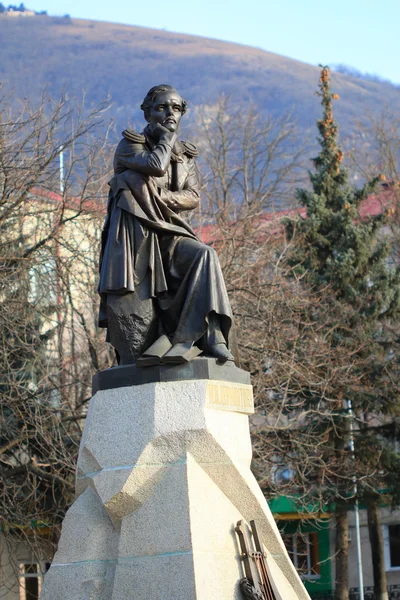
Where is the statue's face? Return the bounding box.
[148,90,184,133]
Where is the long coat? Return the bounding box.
[98,126,232,350]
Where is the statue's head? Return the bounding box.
[140,84,187,133]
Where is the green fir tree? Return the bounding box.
[288,66,399,320]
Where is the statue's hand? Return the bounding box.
[160,191,198,212]
[162,195,178,210]
[148,122,171,140]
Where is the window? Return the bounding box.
[28,250,58,307]
[19,563,49,600]
[384,524,400,570]
[283,532,320,579]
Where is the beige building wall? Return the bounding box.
[330,507,400,590]
[21,195,106,361]
[0,535,52,600]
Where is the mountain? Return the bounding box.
[1,14,400,136]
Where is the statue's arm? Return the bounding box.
[159,158,200,212]
[114,133,177,177]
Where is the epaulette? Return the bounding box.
[122,129,146,144]
[181,141,199,158]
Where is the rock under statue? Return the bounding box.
[98,84,234,366]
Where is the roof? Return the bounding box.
[29,187,106,215]
[29,183,397,238]
[198,185,396,244]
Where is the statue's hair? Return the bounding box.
[140,84,187,121]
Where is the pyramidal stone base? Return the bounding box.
[42,359,310,600]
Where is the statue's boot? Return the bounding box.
[205,312,234,362]
[208,342,234,362]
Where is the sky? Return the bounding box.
[37,0,400,85]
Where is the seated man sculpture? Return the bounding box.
[98,84,234,365]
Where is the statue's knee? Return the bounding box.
[200,244,218,259]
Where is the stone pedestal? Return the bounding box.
[42,359,310,600]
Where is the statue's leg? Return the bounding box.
[106,276,158,365]
[159,237,235,362]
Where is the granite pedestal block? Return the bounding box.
[42,360,310,600]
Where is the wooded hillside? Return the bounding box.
[1,15,399,137]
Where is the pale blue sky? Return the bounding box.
[38,0,400,84]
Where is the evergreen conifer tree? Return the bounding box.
[288,67,399,319]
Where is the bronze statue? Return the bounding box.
[98,85,234,366]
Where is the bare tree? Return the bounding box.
[345,109,400,600]
[193,95,307,225]
[0,87,115,593]
[3,83,399,600]
[199,87,400,600]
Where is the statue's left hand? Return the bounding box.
[162,195,178,210]
[161,193,198,211]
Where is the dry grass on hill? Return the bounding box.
[1,15,399,138]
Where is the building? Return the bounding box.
[268,497,400,599]
[3,8,35,16]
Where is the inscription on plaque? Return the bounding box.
[206,381,254,414]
